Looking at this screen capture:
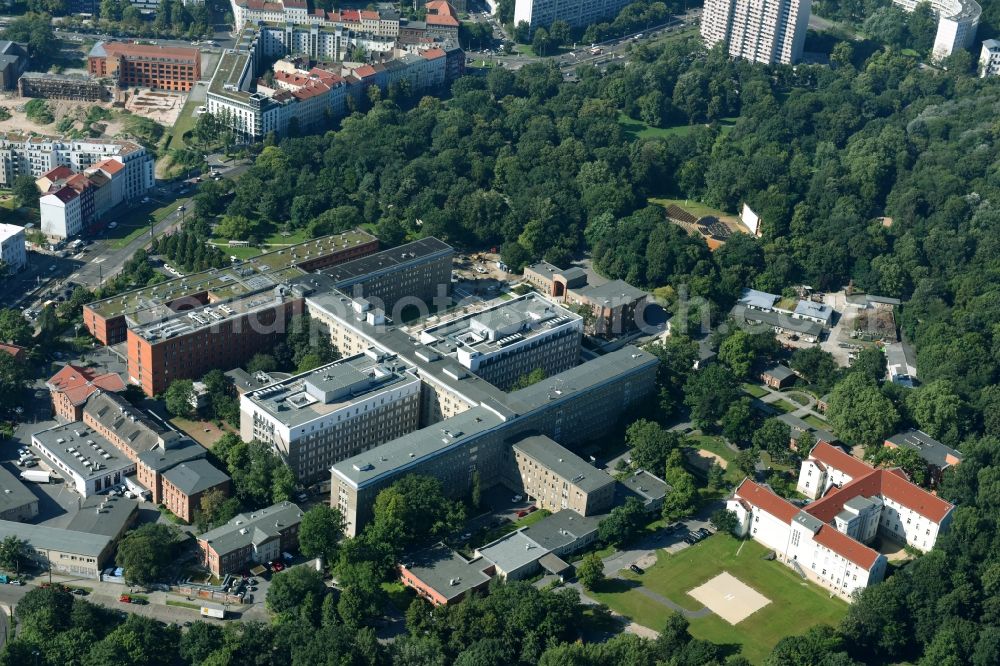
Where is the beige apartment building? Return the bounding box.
[511,435,615,516]
[701,0,812,65]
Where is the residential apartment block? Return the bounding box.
[893,0,980,60]
[0,134,152,201]
[511,435,615,516]
[701,0,812,65]
[88,42,202,91]
[207,22,459,141]
[0,223,26,272]
[197,501,304,576]
[37,158,135,239]
[513,0,634,32]
[240,352,422,482]
[415,293,583,391]
[980,38,1000,76]
[730,441,955,599]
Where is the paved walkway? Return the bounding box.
[635,587,711,619]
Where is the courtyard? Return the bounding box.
[589,534,848,663]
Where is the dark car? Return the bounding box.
[629,564,644,575]
[697,528,711,538]
[683,536,696,545]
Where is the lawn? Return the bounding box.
[166,599,202,611]
[649,197,739,223]
[107,200,180,249]
[803,414,832,430]
[169,416,234,448]
[167,98,203,151]
[683,435,734,463]
[0,195,39,227]
[381,581,415,612]
[617,113,679,140]
[770,399,799,414]
[208,241,262,260]
[590,535,848,663]
[742,383,769,398]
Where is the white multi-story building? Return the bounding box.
[39,186,84,239]
[0,135,153,197]
[0,223,26,272]
[701,0,812,65]
[893,0,980,60]
[728,441,955,600]
[980,38,1000,76]
[513,0,634,31]
[240,352,422,482]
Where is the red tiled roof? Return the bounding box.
[47,364,126,406]
[40,165,74,182]
[0,343,26,359]
[90,158,124,175]
[354,64,376,78]
[66,173,93,193]
[47,185,78,204]
[814,524,880,569]
[291,81,330,100]
[735,479,799,523]
[806,468,954,524]
[421,48,447,59]
[341,9,361,21]
[425,0,459,25]
[805,471,882,523]
[880,468,953,523]
[360,10,379,20]
[810,441,872,479]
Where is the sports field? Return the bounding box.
[590,535,848,663]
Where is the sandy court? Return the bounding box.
[689,572,770,624]
[684,447,729,472]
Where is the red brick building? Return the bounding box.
[160,459,231,523]
[197,502,303,576]
[88,42,201,92]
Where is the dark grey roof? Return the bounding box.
[522,509,602,552]
[65,495,138,538]
[321,237,452,286]
[198,501,303,556]
[776,413,837,444]
[538,552,571,575]
[401,543,492,602]
[136,439,206,473]
[762,364,795,381]
[793,511,824,532]
[83,391,182,456]
[475,529,545,574]
[332,405,506,487]
[731,304,824,337]
[618,470,669,503]
[162,459,230,496]
[572,279,647,305]
[886,430,963,468]
[0,465,37,515]
[0,520,111,558]
[512,435,614,494]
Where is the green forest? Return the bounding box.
[14,23,1000,665]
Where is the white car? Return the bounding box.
[511,495,522,502]
[108,221,118,229]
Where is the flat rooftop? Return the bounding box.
[322,237,453,286]
[332,405,506,488]
[618,470,669,503]
[475,529,546,575]
[0,465,38,514]
[245,353,419,428]
[512,435,614,494]
[87,230,375,319]
[65,494,138,537]
[572,279,647,305]
[208,51,252,101]
[402,543,492,603]
[419,293,580,358]
[522,509,602,552]
[32,421,134,481]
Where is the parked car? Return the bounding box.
[629,564,644,575]
[8,580,22,586]
[72,588,87,595]
[697,528,711,538]
[510,495,522,502]
[684,536,696,545]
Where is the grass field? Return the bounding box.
[770,399,799,414]
[786,392,811,406]
[742,383,769,398]
[166,599,202,611]
[803,414,831,430]
[590,535,848,663]
[107,199,179,249]
[617,113,679,140]
[208,242,262,260]
[167,98,203,151]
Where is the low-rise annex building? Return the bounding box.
[197,501,304,576]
